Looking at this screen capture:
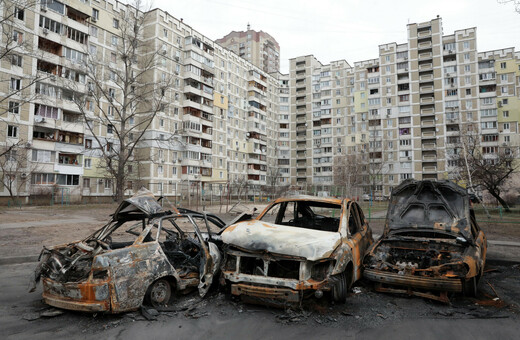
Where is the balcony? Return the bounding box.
[421,119,435,127]
[422,166,437,173]
[418,41,432,49]
[420,96,434,104]
[420,74,434,82]
[421,130,436,138]
[419,63,433,71]
[420,85,434,94]
[422,142,436,150]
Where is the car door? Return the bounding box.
[346,202,372,281]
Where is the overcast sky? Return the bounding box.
[149,0,520,73]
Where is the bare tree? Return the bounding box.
[456,124,519,212]
[73,0,171,202]
[361,122,388,200]
[333,152,363,198]
[498,0,520,13]
[0,144,34,204]
[264,164,288,198]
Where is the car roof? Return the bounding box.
[271,195,347,205]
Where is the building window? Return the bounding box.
[84,158,91,168]
[11,54,22,67]
[92,9,99,20]
[466,89,471,95]
[15,7,24,20]
[13,30,23,44]
[111,35,118,46]
[10,78,21,90]
[90,26,98,37]
[500,62,506,69]
[503,111,509,118]
[85,139,92,149]
[108,88,115,98]
[107,125,114,134]
[104,179,112,189]
[8,101,20,114]
[7,125,18,138]
[113,19,119,28]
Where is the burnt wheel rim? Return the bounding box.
[149,280,171,306]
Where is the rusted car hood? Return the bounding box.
[221,220,341,261]
[385,180,473,240]
[112,188,164,222]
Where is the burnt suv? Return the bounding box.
[220,196,373,304]
[363,180,487,302]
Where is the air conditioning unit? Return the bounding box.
[407,156,412,160]
[168,180,173,184]
[91,17,97,23]
[449,50,453,54]
[98,179,104,184]
[160,49,166,55]
[43,28,49,35]
[41,6,47,12]
[174,71,179,75]
[177,158,182,162]
[404,57,408,61]
[26,142,32,148]
[20,173,27,179]
[174,56,179,61]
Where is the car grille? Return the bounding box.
[238,256,300,280]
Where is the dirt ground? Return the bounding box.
[0,201,519,259]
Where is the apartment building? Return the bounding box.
[0,0,278,203]
[216,26,280,74]
[287,17,520,198]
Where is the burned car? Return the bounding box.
[363,180,487,302]
[220,196,373,304]
[29,189,224,313]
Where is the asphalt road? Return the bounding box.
[2,262,519,340]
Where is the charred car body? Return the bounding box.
[220,196,373,304]
[363,180,487,302]
[29,189,225,313]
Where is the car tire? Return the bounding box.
[463,276,478,297]
[332,271,351,302]
[146,278,173,308]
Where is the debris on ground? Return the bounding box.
[22,307,64,321]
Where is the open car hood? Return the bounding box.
[111,188,165,222]
[221,220,341,261]
[384,180,473,241]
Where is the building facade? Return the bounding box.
[0,0,278,203]
[287,17,520,198]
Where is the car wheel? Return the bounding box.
[332,271,351,302]
[146,278,173,308]
[463,276,478,297]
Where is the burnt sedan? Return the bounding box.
[363,180,487,302]
[220,196,373,304]
[29,189,224,313]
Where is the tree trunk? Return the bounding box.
[488,189,511,212]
